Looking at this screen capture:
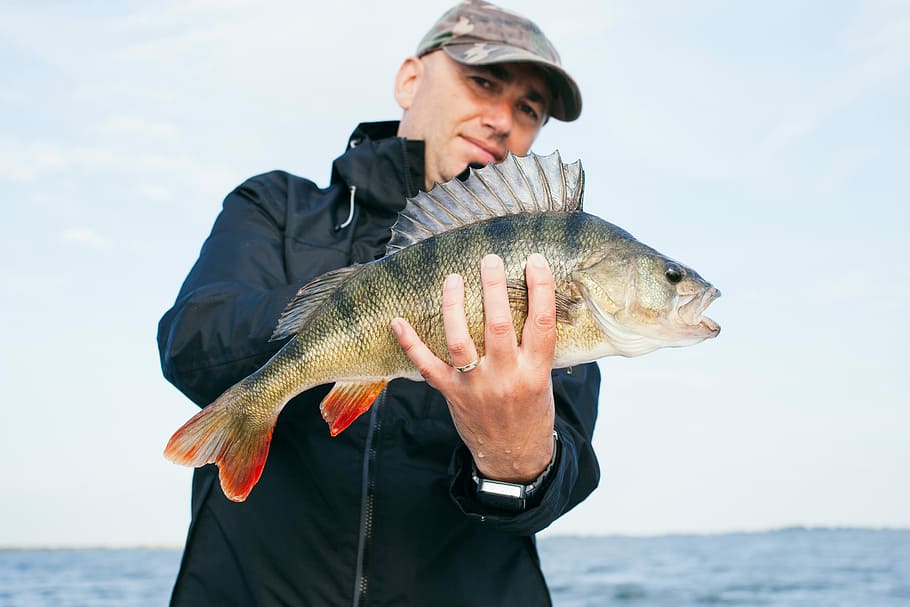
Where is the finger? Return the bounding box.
[480,254,518,359]
[390,317,451,387]
[521,253,558,364]
[441,273,479,368]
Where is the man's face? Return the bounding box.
[396,51,551,190]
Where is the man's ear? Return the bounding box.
[394,56,422,111]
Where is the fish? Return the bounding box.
[164,151,721,502]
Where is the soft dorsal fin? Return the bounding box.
[270,264,365,341]
[386,151,584,254]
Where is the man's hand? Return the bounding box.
[391,253,557,483]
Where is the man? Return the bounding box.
[158,1,600,605]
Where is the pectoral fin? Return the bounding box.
[506,279,580,325]
[320,380,389,436]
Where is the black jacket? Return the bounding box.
[158,122,601,607]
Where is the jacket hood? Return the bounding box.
[330,121,426,213]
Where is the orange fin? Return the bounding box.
[320,380,389,436]
[164,380,281,502]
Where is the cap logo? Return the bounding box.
[452,16,474,36]
[464,43,493,62]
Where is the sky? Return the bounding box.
[1,0,908,548]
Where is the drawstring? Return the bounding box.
[335,185,356,231]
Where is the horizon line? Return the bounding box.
[3,525,909,551]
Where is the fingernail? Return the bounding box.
[483,254,501,269]
[529,253,548,269]
[390,318,403,337]
[444,274,460,289]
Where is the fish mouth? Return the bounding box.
[676,287,721,336]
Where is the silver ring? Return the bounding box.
[455,359,480,373]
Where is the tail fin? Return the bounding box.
[164,380,281,502]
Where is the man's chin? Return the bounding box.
[456,162,485,181]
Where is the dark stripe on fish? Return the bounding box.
[485,216,517,252]
[334,283,358,322]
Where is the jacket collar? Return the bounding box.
[330,121,426,214]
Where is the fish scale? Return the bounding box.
[164,151,721,502]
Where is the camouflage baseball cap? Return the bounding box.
[416,0,582,121]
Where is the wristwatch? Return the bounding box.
[472,430,559,512]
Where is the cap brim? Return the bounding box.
[441,44,582,122]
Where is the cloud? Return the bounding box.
[0,137,136,181]
[759,6,910,155]
[0,140,69,182]
[134,182,173,202]
[0,87,27,105]
[59,226,112,250]
[0,134,236,212]
[95,114,181,141]
[597,1,910,190]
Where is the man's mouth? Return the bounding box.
[462,136,504,165]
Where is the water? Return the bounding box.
[1,529,907,606]
[0,548,178,606]
[539,529,910,607]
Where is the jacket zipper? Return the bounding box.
[352,390,385,607]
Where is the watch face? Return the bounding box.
[476,481,527,513]
[477,478,527,499]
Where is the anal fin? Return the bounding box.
[320,380,389,436]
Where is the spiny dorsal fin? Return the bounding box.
[386,151,584,254]
[270,264,364,341]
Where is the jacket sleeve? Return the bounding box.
[157,174,308,406]
[449,363,601,534]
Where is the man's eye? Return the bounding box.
[519,103,540,122]
[470,76,493,89]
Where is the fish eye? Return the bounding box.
[665,264,684,284]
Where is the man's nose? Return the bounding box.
[482,98,512,135]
